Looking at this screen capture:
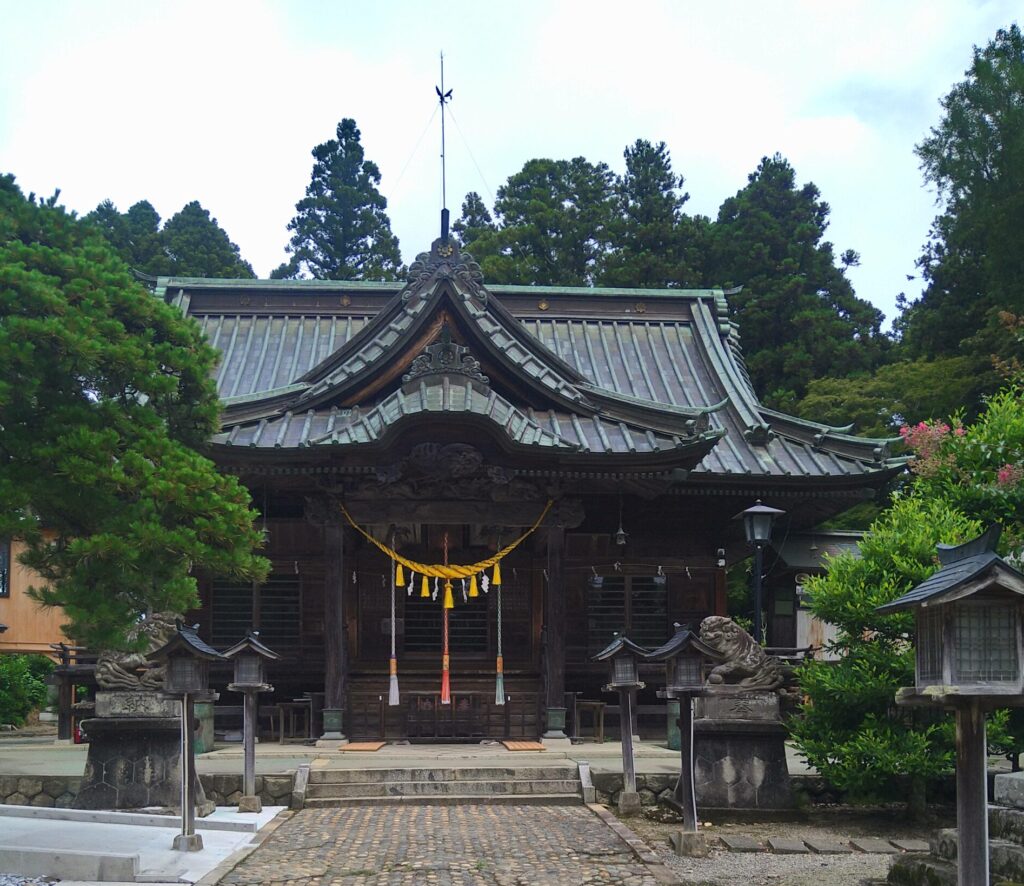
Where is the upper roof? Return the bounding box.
[157,237,907,484]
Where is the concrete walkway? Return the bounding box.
[0,804,285,884]
[0,736,816,778]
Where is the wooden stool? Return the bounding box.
[277,700,311,743]
[575,700,606,743]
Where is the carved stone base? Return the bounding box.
[694,690,792,810]
[74,715,213,814]
[172,832,203,852]
[237,794,262,813]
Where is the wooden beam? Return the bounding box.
[342,499,583,528]
[323,522,347,731]
[545,526,567,718]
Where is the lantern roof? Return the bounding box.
[591,634,650,662]
[644,623,727,662]
[148,623,226,663]
[877,525,1024,613]
[221,630,282,661]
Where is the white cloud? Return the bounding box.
[1,0,1019,323]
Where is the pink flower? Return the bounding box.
[997,464,1023,487]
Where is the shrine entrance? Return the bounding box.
[346,516,547,742]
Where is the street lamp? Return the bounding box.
[223,631,280,814]
[149,623,225,852]
[592,633,648,815]
[646,624,725,856]
[877,525,1024,886]
[734,500,785,644]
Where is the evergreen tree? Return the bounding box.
[452,191,495,250]
[466,157,615,285]
[85,199,253,278]
[707,154,886,404]
[0,174,268,650]
[273,118,402,280]
[598,139,707,288]
[903,25,1024,362]
[162,201,254,278]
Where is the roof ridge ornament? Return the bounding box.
[403,237,486,305]
[402,322,489,384]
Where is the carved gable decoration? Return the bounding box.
[403,237,485,305]
[402,323,489,385]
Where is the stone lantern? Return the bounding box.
[646,624,726,857]
[877,526,1024,886]
[223,631,280,813]
[592,633,648,815]
[149,623,225,852]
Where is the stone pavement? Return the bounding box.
[217,806,666,886]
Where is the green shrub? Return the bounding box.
[0,654,54,726]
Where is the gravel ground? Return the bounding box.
[0,877,57,886]
[623,806,951,886]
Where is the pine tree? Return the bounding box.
[273,118,402,280]
[162,201,254,278]
[0,174,267,650]
[708,154,886,404]
[598,139,707,288]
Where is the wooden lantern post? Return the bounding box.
[149,623,225,852]
[876,526,1024,886]
[646,623,726,846]
[592,633,648,816]
[223,631,281,814]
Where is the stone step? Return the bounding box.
[306,778,581,799]
[930,827,1024,882]
[989,804,1024,845]
[886,855,958,886]
[308,766,575,785]
[303,793,583,808]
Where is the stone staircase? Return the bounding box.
[888,773,1024,885]
[300,764,584,808]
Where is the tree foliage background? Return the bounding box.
[86,199,254,279]
[0,174,268,650]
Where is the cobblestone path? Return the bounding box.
[220,805,663,886]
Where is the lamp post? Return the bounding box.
[223,631,280,814]
[149,623,225,852]
[877,525,1024,886]
[592,633,648,816]
[645,624,726,849]
[735,500,785,645]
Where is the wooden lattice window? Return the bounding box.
[211,575,301,648]
[587,575,668,656]
[403,586,489,654]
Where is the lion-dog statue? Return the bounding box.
[698,615,787,692]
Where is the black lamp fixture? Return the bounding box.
[588,567,603,589]
[734,499,785,645]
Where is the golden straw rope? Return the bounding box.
[339,500,553,579]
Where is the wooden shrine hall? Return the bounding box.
[165,235,905,743]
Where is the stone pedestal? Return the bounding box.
[693,690,793,810]
[74,691,214,814]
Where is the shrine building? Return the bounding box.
[166,236,904,743]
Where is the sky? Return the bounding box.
[0,0,1019,328]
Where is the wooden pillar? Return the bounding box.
[543,525,567,739]
[320,521,348,743]
[956,699,989,886]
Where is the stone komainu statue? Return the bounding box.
[94,612,179,690]
[698,615,787,692]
